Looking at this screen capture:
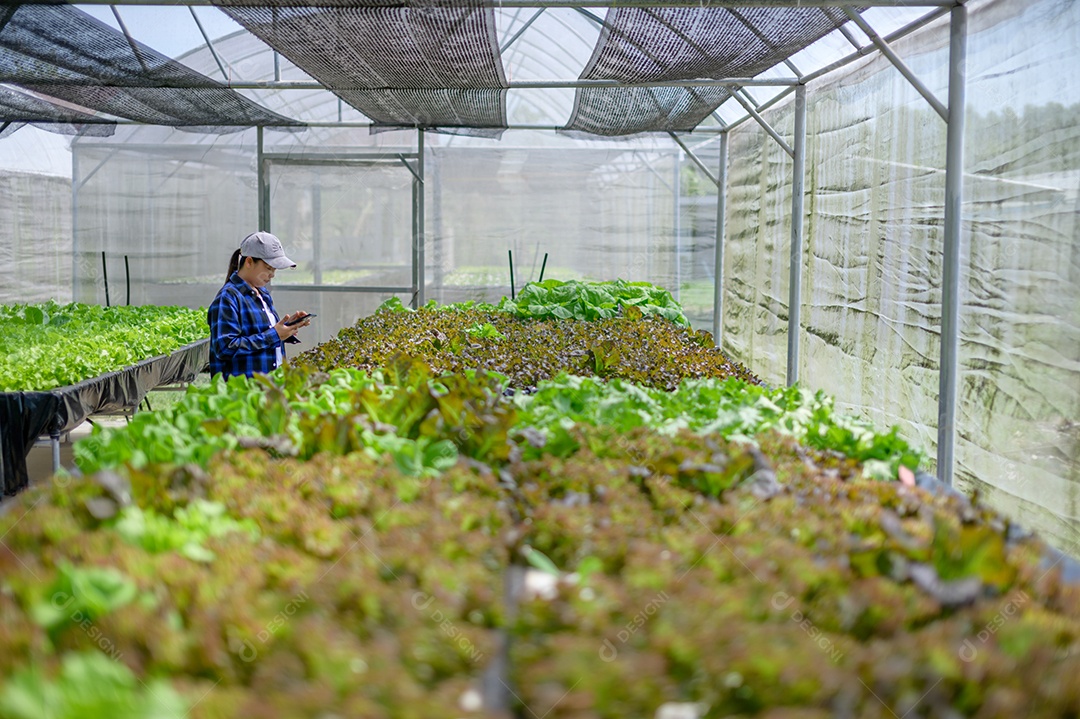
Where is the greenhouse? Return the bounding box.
[0,0,1078,716]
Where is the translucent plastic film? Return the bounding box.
[955,0,1079,552]
[424,139,682,307]
[721,0,1079,554]
[0,170,72,304]
[72,129,259,312]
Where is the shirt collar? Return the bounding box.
[228,272,269,297]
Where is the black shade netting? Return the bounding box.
[0,4,302,132]
[565,6,863,136]
[563,86,732,138]
[0,86,116,138]
[218,3,508,134]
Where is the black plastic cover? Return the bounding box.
[0,339,209,496]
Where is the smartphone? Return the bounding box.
[284,313,316,326]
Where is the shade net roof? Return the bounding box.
[565,6,862,136]
[0,86,115,139]
[0,1,889,138]
[0,3,302,132]
[219,3,508,135]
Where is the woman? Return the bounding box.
[207,231,310,379]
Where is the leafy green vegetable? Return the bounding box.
[464,322,506,341]
[376,296,413,314]
[501,278,691,326]
[0,652,187,719]
[376,279,689,326]
[0,301,208,391]
[112,499,260,562]
[29,563,138,637]
[302,306,755,391]
[516,374,923,479]
[1,365,1076,718]
[521,545,560,576]
[75,363,516,476]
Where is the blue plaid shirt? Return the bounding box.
[208,273,285,378]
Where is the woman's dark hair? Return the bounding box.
[226,249,242,282]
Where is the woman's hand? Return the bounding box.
[273,311,310,341]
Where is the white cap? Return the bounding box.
[240,231,296,270]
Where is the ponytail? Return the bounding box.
[226,249,242,282]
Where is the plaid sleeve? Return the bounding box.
[208,285,281,362]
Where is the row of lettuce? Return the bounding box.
[1,282,1077,717]
[0,282,701,393]
[0,281,708,393]
[75,363,919,482]
[0,302,208,392]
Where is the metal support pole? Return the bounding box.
[312,174,322,286]
[410,132,425,308]
[111,6,150,76]
[646,170,655,281]
[668,132,719,186]
[500,7,546,52]
[673,149,681,303]
[50,433,60,474]
[732,91,795,158]
[312,170,323,333]
[431,152,444,293]
[71,149,79,302]
[410,174,419,309]
[937,4,968,487]
[417,128,426,306]
[836,21,865,53]
[189,7,230,82]
[842,7,948,122]
[713,131,728,347]
[257,126,269,231]
[786,84,807,387]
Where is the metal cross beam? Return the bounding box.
[501,7,546,53]
[723,6,950,134]
[189,7,230,83]
[668,132,720,187]
[730,90,794,158]
[0,78,801,89]
[842,6,948,121]
[110,6,150,76]
[50,1,958,7]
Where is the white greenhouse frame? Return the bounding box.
[9,0,976,489]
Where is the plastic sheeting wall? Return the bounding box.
[263,153,416,340]
[67,127,689,346]
[956,0,1079,553]
[72,134,258,311]
[70,127,418,345]
[426,144,681,305]
[0,170,71,303]
[720,0,1079,554]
